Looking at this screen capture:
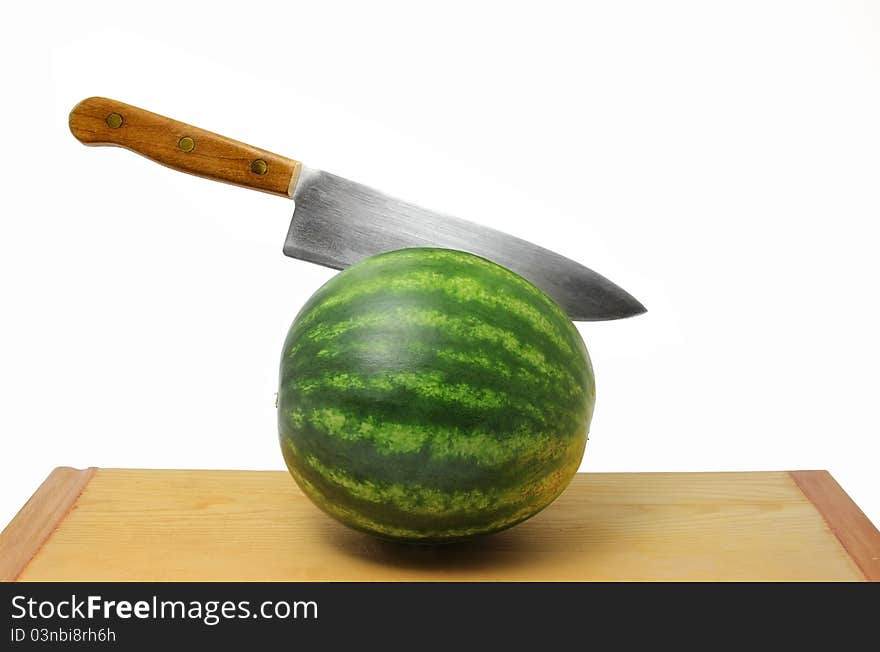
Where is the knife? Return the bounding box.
[69,97,645,321]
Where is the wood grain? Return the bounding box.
[790,470,879,581]
[69,97,301,197]
[0,467,95,581]
[5,469,872,582]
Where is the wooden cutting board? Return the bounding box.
[1,468,877,582]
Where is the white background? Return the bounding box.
[2,1,878,530]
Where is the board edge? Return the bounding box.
[0,467,97,582]
[789,470,880,582]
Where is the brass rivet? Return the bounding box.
[250,159,268,176]
[105,113,123,129]
[178,136,195,152]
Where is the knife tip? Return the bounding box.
[569,294,647,322]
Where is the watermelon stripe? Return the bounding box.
[283,438,582,539]
[285,370,586,439]
[285,405,581,466]
[283,332,592,433]
[289,369,584,437]
[284,381,584,438]
[292,269,578,358]
[286,328,585,402]
[281,380,590,487]
[287,307,583,392]
[347,247,566,318]
[302,450,567,514]
[294,371,508,410]
[283,380,589,454]
[286,248,582,355]
[282,408,584,495]
[286,330,589,411]
[286,459,546,540]
[289,273,585,380]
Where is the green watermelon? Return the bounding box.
[278,248,595,543]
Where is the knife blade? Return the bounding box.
[69,97,645,321]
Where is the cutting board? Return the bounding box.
[1,468,877,582]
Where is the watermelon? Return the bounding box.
[278,248,595,543]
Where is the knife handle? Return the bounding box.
[69,97,301,198]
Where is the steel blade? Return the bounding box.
[283,167,645,320]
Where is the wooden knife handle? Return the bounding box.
[69,97,301,198]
